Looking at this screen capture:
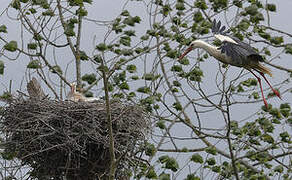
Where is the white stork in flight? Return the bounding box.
[67,82,99,102]
[179,19,281,108]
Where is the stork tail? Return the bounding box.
[251,63,273,77]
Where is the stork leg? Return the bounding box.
[249,70,268,108]
[258,72,281,100]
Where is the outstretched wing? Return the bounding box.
[219,37,263,66]
[212,19,226,34]
[212,20,263,65]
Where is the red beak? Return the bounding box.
[178,46,193,60]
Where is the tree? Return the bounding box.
[0,0,291,179]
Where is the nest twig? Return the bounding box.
[0,98,150,179]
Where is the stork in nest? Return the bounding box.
[67,82,99,102]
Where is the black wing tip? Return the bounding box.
[212,19,226,34]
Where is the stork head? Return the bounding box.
[70,82,77,93]
[178,40,206,60]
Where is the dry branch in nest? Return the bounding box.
[1,97,150,179]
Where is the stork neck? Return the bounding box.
[193,40,219,56]
[71,84,76,93]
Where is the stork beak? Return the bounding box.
[178,46,193,60]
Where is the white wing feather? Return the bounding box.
[214,34,238,44]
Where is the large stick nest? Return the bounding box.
[0,98,150,179]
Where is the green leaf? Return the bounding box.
[124,30,135,36]
[161,4,172,17]
[4,41,18,52]
[135,47,144,54]
[179,58,189,65]
[206,157,216,165]
[82,73,96,84]
[83,0,92,4]
[11,0,20,10]
[137,86,151,94]
[121,49,133,56]
[238,19,250,31]
[64,27,75,37]
[252,92,259,99]
[284,44,292,54]
[263,47,271,56]
[212,166,221,173]
[173,81,181,87]
[269,108,281,119]
[80,51,88,60]
[120,36,131,46]
[185,174,200,180]
[121,10,130,16]
[171,65,183,72]
[156,120,165,129]
[0,25,7,33]
[245,4,258,16]
[280,103,290,118]
[262,134,274,144]
[50,65,62,74]
[191,153,203,164]
[32,0,49,8]
[241,78,257,87]
[42,9,54,16]
[123,16,141,26]
[270,36,283,45]
[126,64,136,73]
[145,143,156,156]
[176,2,185,10]
[159,155,169,163]
[146,167,157,179]
[164,157,179,172]
[166,50,178,58]
[266,4,276,12]
[205,146,217,155]
[0,61,4,75]
[279,132,290,143]
[76,8,88,16]
[27,43,37,50]
[119,82,129,90]
[187,67,204,82]
[194,0,208,10]
[159,173,170,180]
[29,8,37,14]
[33,34,43,41]
[274,165,283,173]
[141,35,149,41]
[233,0,242,7]
[143,73,160,81]
[27,60,41,69]
[96,43,107,51]
[173,102,182,111]
[287,118,292,125]
[193,11,204,23]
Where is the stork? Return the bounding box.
[67,82,99,102]
[179,19,281,108]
